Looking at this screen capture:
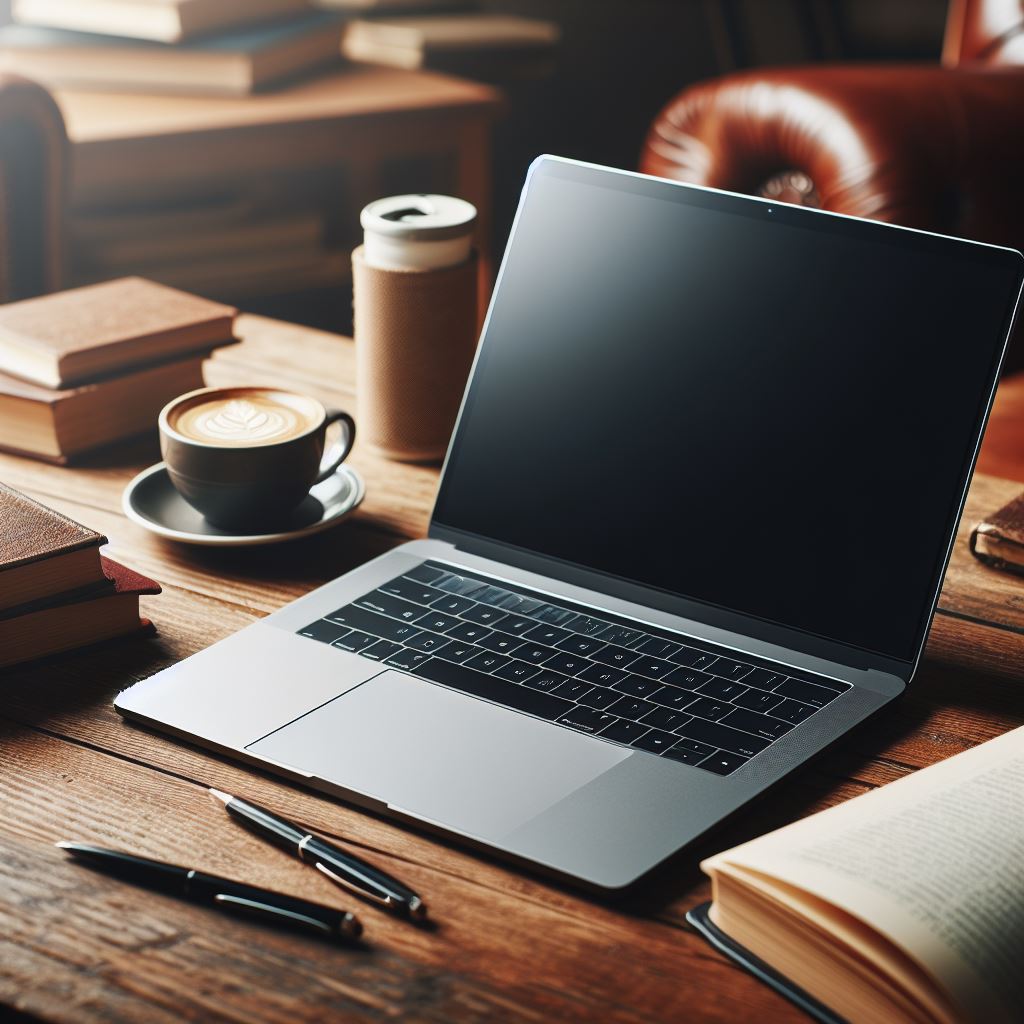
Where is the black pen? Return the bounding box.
[57,842,362,943]
[209,789,427,921]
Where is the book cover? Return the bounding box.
[970,490,1024,576]
[0,277,235,388]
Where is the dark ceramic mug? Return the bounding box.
[158,386,355,531]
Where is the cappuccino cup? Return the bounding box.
[159,386,355,530]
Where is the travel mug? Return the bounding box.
[353,194,478,462]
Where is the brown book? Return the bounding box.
[698,725,1024,1024]
[0,483,108,613]
[0,277,235,388]
[0,555,161,669]
[0,351,218,462]
[970,490,1024,576]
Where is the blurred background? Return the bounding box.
[0,0,976,334]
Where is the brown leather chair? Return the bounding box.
[0,73,67,302]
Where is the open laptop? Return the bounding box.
[116,156,1024,891]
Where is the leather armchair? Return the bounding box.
[640,1,1024,365]
[0,73,67,302]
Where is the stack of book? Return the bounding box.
[0,484,160,669]
[0,276,237,463]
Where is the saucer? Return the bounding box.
[122,462,365,547]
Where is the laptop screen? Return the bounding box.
[432,158,1022,664]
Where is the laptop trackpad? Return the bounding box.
[247,669,629,841]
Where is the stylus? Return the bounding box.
[56,841,362,943]
[209,789,428,921]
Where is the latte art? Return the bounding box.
[172,395,317,446]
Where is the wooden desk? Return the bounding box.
[2,316,1022,1023]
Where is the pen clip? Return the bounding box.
[314,860,396,910]
[213,893,336,936]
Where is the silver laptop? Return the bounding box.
[116,156,1023,891]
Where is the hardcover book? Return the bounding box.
[970,490,1024,576]
[0,277,236,388]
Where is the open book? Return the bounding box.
[698,726,1024,1024]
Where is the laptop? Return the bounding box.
[116,156,1024,891]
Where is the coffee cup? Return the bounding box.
[158,386,355,530]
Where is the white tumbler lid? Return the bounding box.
[361,194,477,242]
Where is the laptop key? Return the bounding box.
[673,738,716,757]
[722,707,793,740]
[577,685,618,710]
[649,685,695,710]
[770,699,816,724]
[379,578,437,604]
[612,675,661,699]
[473,585,513,606]
[742,668,790,691]
[641,707,692,732]
[429,594,476,615]
[662,666,713,690]
[599,719,649,744]
[775,678,838,708]
[557,707,617,735]
[577,663,629,688]
[595,624,643,647]
[477,632,521,655]
[676,719,770,758]
[465,651,511,673]
[492,614,537,636]
[700,751,749,776]
[631,729,678,754]
[405,632,451,653]
[331,630,377,652]
[524,671,568,692]
[672,649,718,671]
[494,660,541,684]
[384,649,432,670]
[360,639,402,661]
[435,574,487,597]
[492,592,528,612]
[630,657,676,681]
[412,611,461,634]
[447,621,493,644]
[298,620,351,644]
[552,679,594,702]
[563,614,611,636]
[460,604,506,626]
[684,696,732,722]
[661,744,711,766]
[323,606,424,644]
[435,641,480,664]
[355,591,424,622]
[703,658,752,680]
[544,652,589,676]
[513,642,558,664]
[523,623,572,646]
[415,657,574,721]
[634,636,680,659]
[590,644,640,668]
[607,695,656,721]
[734,688,784,713]
[533,604,578,626]
[405,563,445,584]
[696,678,748,702]
[555,634,604,656]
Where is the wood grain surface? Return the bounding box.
[1,315,1022,1024]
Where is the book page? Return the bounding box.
[704,726,1024,1023]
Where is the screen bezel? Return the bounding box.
[429,155,1024,680]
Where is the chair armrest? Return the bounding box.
[640,65,1024,248]
[0,74,68,301]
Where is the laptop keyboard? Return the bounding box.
[297,561,850,777]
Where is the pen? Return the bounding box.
[57,841,362,943]
[209,789,427,921]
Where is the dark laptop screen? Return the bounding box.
[432,158,1022,663]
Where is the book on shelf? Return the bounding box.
[970,490,1024,576]
[0,351,214,463]
[690,725,1024,1024]
[12,0,312,45]
[341,13,559,72]
[0,555,160,669]
[0,277,236,389]
[0,14,347,96]
[0,483,107,613]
